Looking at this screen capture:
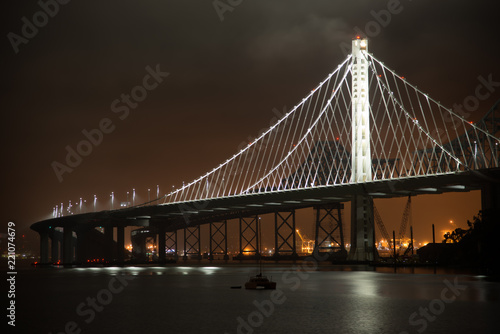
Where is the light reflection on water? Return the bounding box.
[14,263,499,334]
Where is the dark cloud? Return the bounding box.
[247,15,351,62]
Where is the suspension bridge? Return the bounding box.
[31,38,500,264]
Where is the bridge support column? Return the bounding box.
[40,231,49,264]
[238,215,260,259]
[104,226,114,262]
[348,195,376,262]
[314,203,347,260]
[116,226,125,263]
[481,182,500,217]
[183,226,201,261]
[75,228,90,264]
[63,227,74,264]
[481,182,500,275]
[274,210,297,259]
[209,221,228,261]
[165,231,178,260]
[51,232,60,263]
[157,225,166,263]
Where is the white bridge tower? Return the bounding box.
[351,37,372,183]
[348,37,376,262]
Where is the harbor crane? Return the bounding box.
[373,196,413,255]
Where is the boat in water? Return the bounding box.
[245,273,276,290]
[244,218,276,290]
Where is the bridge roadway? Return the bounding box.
[31,168,500,264]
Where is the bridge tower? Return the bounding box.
[348,38,376,261]
[350,37,371,183]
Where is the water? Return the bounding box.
[10,262,500,334]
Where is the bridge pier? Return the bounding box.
[63,226,75,264]
[51,231,60,263]
[347,195,376,262]
[39,231,49,264]
[116,225,125,263]
[481,182,500,216]
[314,203,347,260]
[104,226,114,262]
[75,228,90,264]
[238,215,260,259]
[274,210,297,259]
[157,225,166,263]
[209,221,228,261]
[481,181,500,275]
[165,231,178,260]
[183,226,201,261]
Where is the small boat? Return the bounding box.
[245,273,276,290]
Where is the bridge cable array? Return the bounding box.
[162,53,500,205]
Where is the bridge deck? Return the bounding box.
[31,168,499,232]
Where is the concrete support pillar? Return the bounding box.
[157,225,166,263]
[40,231,49,264]
[51,234,59,263]
[63,227,74,264]
[481,182,500,217]
[76,229,89,264]
[104,226,114,262]
[348,195,376,262]
[116,226,125,263]
[480,182,500,275]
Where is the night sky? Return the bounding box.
[2,1,499,246]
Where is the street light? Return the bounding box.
[133,189,135,206]
[148,188,151,203]
[127,191,129,207]
[449,220,457,228]
[93,195,97,212]
[111,192,114,210]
